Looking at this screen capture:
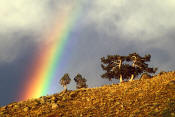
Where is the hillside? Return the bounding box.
[0,71,175,117]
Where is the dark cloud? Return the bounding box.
[0,33,38,106]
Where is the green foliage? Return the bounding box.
[101,53,157,81]
[128,53,157,74]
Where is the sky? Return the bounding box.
[0,0,175,106]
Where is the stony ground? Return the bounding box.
[0,71,175,117]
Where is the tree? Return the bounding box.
[59,73,71,91]
[101,53,157,82]
[74,74,88,89]
[101,54,129,82]
[127,53,157,81]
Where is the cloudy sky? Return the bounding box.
[0,0,175,106]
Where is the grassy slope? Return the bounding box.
[0,71,175,117]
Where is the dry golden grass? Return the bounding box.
[0,71,175,117]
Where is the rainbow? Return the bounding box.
[19,1,82,101]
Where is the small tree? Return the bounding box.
[59,73,71,91]
[74,74,88,89]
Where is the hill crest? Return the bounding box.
[0,71,175,117]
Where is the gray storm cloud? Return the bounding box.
[0,0,50,32]
[0,0,50,62]
[82,0,175,70]
[86,0,175,40]
[0,0,84,63]
[0,0,175,65]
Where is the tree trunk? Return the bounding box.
[120,74,123,83]
[63,85,67,91]
[129,74,134,81]
[130,56,136,81]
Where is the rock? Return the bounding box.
[120,104,124,108]
[14,104,20,108]
[56,96,62,101]
[8,104,13,108]
[46,101,51,105]
[133,109,140,114]
[69,92,77,98]
[33,101,40,106]
[1,106,7,110]
[51,96,56,101]
[115,102,120,105]
[154,108,159,112]
[56,100,61,104]
[40,98,46,104]
[51,96,58,103]
[115,109,120,114]
[23,107,29,112]
[51,103,58,109]
[62,96,67,101]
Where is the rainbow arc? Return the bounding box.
[19,1,82,101]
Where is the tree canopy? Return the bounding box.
[101,53,157,82]
[74,74,88,89]
[59,73,71,91]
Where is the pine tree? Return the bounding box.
[101,54,129,82]
[128,53,157,81]
[101,53,157,82]
[74,74,88,89]
[59,73,71,91]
